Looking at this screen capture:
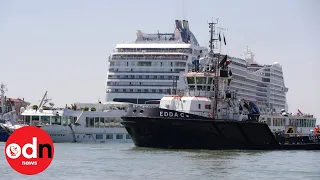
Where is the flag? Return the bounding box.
[218,33,221,41]
[223,34,226,45]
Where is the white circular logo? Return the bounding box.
[5,143,21,159]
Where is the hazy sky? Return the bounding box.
[0,0,319,123]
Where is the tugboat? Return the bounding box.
[121,19,320,150]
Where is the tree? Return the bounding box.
[32,105,38,110]
[90,107,96,111]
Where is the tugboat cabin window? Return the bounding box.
[187,77,195,84]
[208,77,213,84]
[196,77,206,84]
[198,104,201,109]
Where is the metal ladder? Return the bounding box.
[68,124,77,142]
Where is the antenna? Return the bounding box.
[207,18,228,119]
[208,18,219,52]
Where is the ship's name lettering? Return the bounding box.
[160,111,185,118]
[309,135,320,141]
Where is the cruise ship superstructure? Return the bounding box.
[227,47,288,113]
[106,20,208,104]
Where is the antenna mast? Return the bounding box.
[208,18,219,53]
[208,18,227,119]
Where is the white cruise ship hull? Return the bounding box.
[41,125,133,143]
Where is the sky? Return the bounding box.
[0,0,319,123]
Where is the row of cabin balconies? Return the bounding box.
[106,88,173,94]
[109,63,186,67]
[107,81,177,86]
[114,48,193,54]
[108,68,185,73]
[107,75,180,80]
[110,55,189,61]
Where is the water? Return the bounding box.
[1,142,320,180]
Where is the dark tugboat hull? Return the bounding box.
[121,107,320,150]
[122,117,281,150]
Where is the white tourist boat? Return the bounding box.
[19,92,133,143]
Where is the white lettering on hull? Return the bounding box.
[159,111,189,118]
[309,135,320,142]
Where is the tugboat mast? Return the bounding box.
[207,18,227,119]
